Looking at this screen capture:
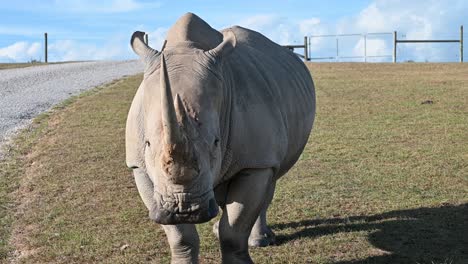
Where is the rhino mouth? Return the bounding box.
[149,190,218,224]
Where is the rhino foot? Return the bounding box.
[213,220,276,247]
[248,226,276,247]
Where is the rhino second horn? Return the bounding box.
[160,54,183,146]
[130,31,159,64]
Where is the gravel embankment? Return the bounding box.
[0,60,143,157]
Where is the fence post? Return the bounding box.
[336,37,339,62]
[364,34,367,62]
[44,32,48,63]
[393,31,397,63]
[303,36,309,61]
[461,25,464,63]
[144,33,149,45]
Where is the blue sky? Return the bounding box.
[0,0,466,62]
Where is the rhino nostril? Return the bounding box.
[145,141,151,147]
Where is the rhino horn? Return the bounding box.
[130,31,159,64]
[160,54,183,146]
[174,94,189,126]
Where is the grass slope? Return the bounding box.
[1,63,467,263]
[0,62,80,70]
[0,63,44,70]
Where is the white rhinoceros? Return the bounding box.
[126,12,315,264]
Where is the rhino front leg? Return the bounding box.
[133,168,157,211]
[219,168,274,264]
[133,169,199,263]
[162,224,200,264]
[248,181,276,247]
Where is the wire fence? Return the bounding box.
[394,26,463,63]
[1,26,465,63]
[306,32,394,62]
[304,30,463,63]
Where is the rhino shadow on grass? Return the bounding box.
[272,204,468,264]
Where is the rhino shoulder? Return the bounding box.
[126,85,145,169]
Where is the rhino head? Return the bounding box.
[126,31,236,225]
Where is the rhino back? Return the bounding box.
[221,26,315,180]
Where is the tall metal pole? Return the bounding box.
[364,34,367,62]
[336,37,339,62]
[44,32,48,63]
[393,31,397,63]
[461,25,464,63]
[303,36,308,61]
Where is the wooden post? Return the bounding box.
[303,36,308,61]
[44,32,48,63]
[393,31,397,63]
[460,25,464,63]
[144,33,149,45]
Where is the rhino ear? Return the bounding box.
[131,31,159,63]
[207,30,236,59]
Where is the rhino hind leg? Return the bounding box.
[212,181,277,247]
[218,168,275,263]
[248,181,276,247]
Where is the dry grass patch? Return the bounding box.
[1,63,467,263]
[0,62,80,70]
[0,63,44,70]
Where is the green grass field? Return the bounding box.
[1,63,467,263]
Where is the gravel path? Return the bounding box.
[0,60,143,156]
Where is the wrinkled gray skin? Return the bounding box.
[126,13,315,264]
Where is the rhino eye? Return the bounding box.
[214,138,219,147]
[145,141,151,147]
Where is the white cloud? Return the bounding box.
[239,15,294,45]
[237,14,326,46]
[235,14,331,60]
[53,0,162,14]
[27,42,41,57]
[47,38,132,62]
[0,41,42,62]
[236,1,466,62]
[240,15,282,33]
[147,27,168,51]
[353,38,388,61]
[299,18,329,52]
[342,0,467,62]
[0,26,166,63]
[2,1,466,63]
[108,0,140,12]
